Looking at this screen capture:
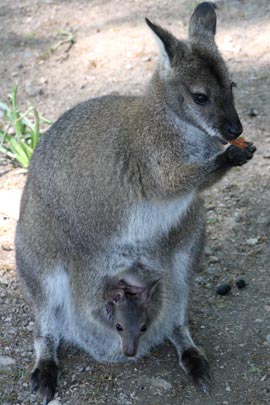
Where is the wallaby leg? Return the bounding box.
[168,325,210,393]
[30,313,61,405]
[30,329,59,405]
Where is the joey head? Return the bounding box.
[105,278,160,357]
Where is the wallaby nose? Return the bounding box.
[228,122,243,138]
[122,344,136,357]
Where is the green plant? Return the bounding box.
[0,85,52,168]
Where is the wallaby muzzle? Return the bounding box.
[121,335,138,357]
[220,104,243,141]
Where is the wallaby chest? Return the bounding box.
[120,192,196,245]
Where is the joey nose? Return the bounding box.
[122,344,136,357]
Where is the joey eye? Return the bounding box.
[140,324,147,333]
[115,323,123,332]
[192,93,209,105]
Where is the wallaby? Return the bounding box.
[16,2,255,404]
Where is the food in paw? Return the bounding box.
[228,137,249,149]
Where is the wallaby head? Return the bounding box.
[105,278,160,357]
[146,2,242,143]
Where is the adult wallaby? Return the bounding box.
[16,2,255,404]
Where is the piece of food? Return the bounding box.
[228,137,249,149]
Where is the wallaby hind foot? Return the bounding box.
[30,332,60,404]
[181,347,210,394]
[169,325,210,393]
[30,359,58,405]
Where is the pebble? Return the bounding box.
[248,108,258,117]
[266,335,270,344]
[25,81,42,97]
[146,377,172,393]
[246,237,258,246]
[1,242,13,251]
[0,355,16,368]
[236,279,246,289]
[257,215,270,225]
[209,255,220,263]
[141,56,151,62]
[216,283,231,296]
[47,401,62,405]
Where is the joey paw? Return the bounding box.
[181,347,210,394]
[30,360,58,405]
[226,143,255,166]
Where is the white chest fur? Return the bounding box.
[122,191,195,244]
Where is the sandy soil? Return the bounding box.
[0,0,270,404]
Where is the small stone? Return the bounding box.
[216,283,231,296]
[246,238,258,246]
[248,108,258,117]
[7,126,16,135]
[141,56,151,62]
[209,255,220,263]
[25,81,41,97]
[0,355,16,368]
[266,335,270,344]
[236,279,246,289]
[147,377,172,393]
[257,215,270,225]
[1,242,13,251]
[263,153,270,159]
[47,401,62,405]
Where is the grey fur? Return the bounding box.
[16,2,255,403]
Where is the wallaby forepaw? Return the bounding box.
[181,347,210,394]
[30,360,58,405]
[226,142,256,166]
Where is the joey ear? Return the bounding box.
[137,279,161,306]
[189,2,217,42]
[119,279,145,295]
[145,18,187,72]
[106,289,126,304]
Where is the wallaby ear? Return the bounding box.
[189,2,217,42]
[145,18,187,72]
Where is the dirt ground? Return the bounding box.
[0,0,270,404]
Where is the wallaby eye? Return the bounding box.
[140,325,147,333]
[192,93,209,105]
[231,81,237,89]
[115,323,123,332]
